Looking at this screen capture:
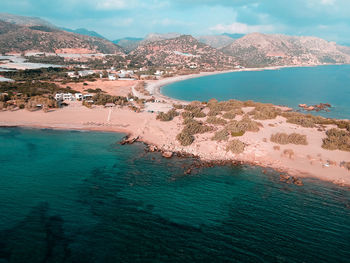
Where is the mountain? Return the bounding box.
[129,35,236,69]
[61,27,106,39]
[141,33,182,44]
[221,32,350,67]
[0,20,124,54]
[0,13,57,28]
[196,35,235,49]
[113,37,143,53]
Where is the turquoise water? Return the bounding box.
[162,65,350,119]
[0,127,350,262]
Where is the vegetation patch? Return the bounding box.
[270,132,308,145]
[183,120,213,135]
[176,131,195,146]
[322,128,350,152]
[249,105,280,120]
[206,116,227,125]
[231,131,245,137]
[211,129,230,141]
[156,109,179,121]
[226,140,245,154]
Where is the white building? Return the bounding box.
[55,93,74,101]
[83,94,93,100]
[75,93,83,100]
[67,72,78,78]
[108,74,117,81]
[78,70,95,77]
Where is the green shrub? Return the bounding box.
[250,106,280,120]
[181,111,194,119]
[282,112,316,128]
[231,131,245,137]
[206,116,227,125]
[322,128,350,151]
[270,132,308,145]
[207,109,221,116]
[211,129,229,141]
[226,139,245,154]
[183,120,213,135]
[222,111,236,120]
[156,109,179,121]
[173,104,184,109]
[176,131,195,146]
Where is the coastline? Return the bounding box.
[1,64,350,188]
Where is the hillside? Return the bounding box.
[0,20,124,54]
[61,27,106,39]
[0,13,57,28]
[221,33,350,67]
[113,37,143,53]
[196,35,236,49]
[128,35,236,69]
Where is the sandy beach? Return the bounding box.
[1,68,350,187]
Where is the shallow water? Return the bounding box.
[0,128,349,262]
[162,65,350,119]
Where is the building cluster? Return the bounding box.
[54,93,93,103]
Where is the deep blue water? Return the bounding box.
[162,65,350,119]
[0,128,350,262]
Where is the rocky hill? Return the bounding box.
[113,37,143,53]
[0,13,57,28]
[61,27,106,40]
[0,20,124,54]
[196,35,235,49]
[128,35,236,69]
[221,33,350,67]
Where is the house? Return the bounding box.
[55,93,63,101]
[63,93,73,101]
[55,93,74,101]
[154,70,164,76]
[75,93,83,101]
[78,70,95,77]
[108,74,117,81]
[67,72,78,78]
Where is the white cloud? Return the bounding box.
[321,0,336,5]
[95,0,136,10]
[209,22,276,34]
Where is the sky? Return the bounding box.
[1,0,350,44]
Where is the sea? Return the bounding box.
[0,127,349,262]
[162,65,350,119]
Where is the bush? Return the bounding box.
[231,131,245,137]
[222,111,236,120]
[183,120,213,135]
[225,116,260,133]
[322,128,350,152]
[181,111,194,119]
[157,109,179,121]
[211,129,229,141]
[250,106,280,120]
[176,131,194,146]
[206,116,227,125]
[226,140,245,154]
[173,104,183,109]
[283,113,316,128]
[270,132,308,145]
[207,109,221,116]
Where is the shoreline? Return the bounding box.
[1,64,350,188]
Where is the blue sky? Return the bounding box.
[1,0,350,43]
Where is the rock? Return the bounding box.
[162,151,173,158]
[120,136,139,145]
[149,145,158,152]
[279,174,290,182]
[184,168,192,175]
